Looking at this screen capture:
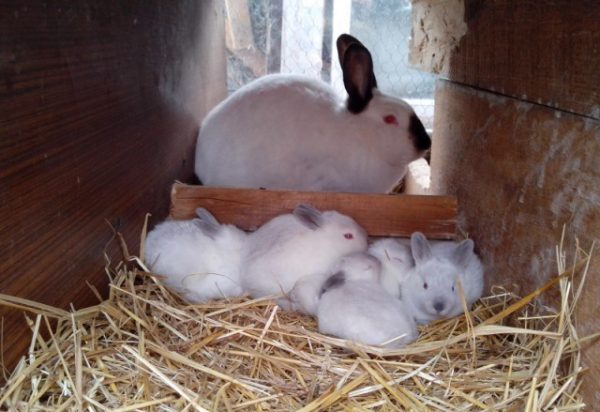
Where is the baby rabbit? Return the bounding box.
[402,232,484,324]
[368,238,414,299]
[144,208,247,303]
[276,273,324,316]
[280,251,382,316]
[240,204,368,298]
[317,252,418,348]
[195,34,430,193]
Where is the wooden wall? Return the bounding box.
[0,1,226,371]
[411,0,600,406]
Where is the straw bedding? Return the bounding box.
[0,234,595,411]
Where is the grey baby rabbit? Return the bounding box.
[368,237,414,299]
[402,232,484,324]
[144,208,247,303]
[317,252,418,348]
[280,251,382,316]
[240,204,368,298]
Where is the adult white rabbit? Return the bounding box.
[195,34,431,193]
[240,204,368,298]
[144,208,247,303]
[402,232,484,324]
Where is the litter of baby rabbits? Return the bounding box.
[0,232,594,411]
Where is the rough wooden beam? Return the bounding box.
[169,183,458,239]
[410,0,600,119]
[430,79,600,406]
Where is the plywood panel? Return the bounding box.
[170,183,458,239]
[0,0,226,371]
[429,80,600,407]
[410,0,600,119]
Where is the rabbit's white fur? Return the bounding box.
[277,273,324,316]
[144,211,247,303]
[280,251,381,316]
[195,34,430,193]
[368,238,413,298]
[317,253,417,348]
[402,232,484,324]
[240,205,368,298]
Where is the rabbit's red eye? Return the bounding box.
[344,233,354,239]
[383,115,398,125]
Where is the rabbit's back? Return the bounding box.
[195,74,343,190]
[318,281,417,347]
[145,220,213,277]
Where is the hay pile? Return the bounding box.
[0,239,595,411]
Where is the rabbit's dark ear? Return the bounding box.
[320,271,345,297]
[336,34,377,113]
[336,34,365,67]
[293,204,323,230]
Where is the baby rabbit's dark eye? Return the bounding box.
[452,285,455,292]
[344,233,354,240]
[423,282,428,290]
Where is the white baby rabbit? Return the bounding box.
[144,208,247,303]
[368,238,414,298]
[402,232,484,324]
[195,34,431,193]
[317,253,418,348]
[280,251,382,316]
[240,204,368,298]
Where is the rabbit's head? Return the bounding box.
[293,204,368,258]
[336,34,431,171]
[403,233,474,323]
[329,252,381,283]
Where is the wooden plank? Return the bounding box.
[225,0,254,50]
[0,1,225,373]
[410,0,600,119]
[430,80,600,406]
[169,183,458,239]
[224,0,267,77]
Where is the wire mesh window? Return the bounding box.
[225,0,436,131]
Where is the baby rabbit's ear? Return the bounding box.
[410,232,432,265]
[320,271,346,297]
[453,239,475,267]
[293,204,323,230]
[193,207,220,239]
[195,208,219,225]
[336,34,377,113]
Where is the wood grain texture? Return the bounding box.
[170,183,458,239]
[0,0,225,372]
[410,0,600,119]
[430,80,600,407]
